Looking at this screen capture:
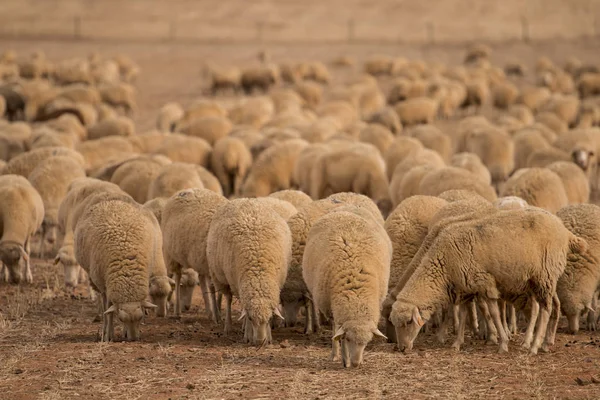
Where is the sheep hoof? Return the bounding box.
[521,341,532,349]
[330,354,340,362]
[497,343,508,354]
[540,344,551,353]
[529,347,539,355]
[436,334,446,345]
[25,271,33,284]
[451,342,462,352]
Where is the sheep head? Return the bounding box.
[332,320,386,368]
[390,300,425,352]
[571,144,596,173]
[280,293,305,328]
[105,300,157,341]
[149,276,175,318]
[239,305,284,345]
[178,268,199,312]
[0,241,28,284]
[54,244,80,288]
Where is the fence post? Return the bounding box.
[426,22,435,44]
[73,16,81,40]
[256,22,265,42]
[347,19,355,42]
[521,16,530,42]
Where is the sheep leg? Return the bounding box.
[304,299,313,334]
[508,304,518,335]
[499,300,510,339]
[486,299,509,353]
[243,317,252,343]
[541,295,560,352]
[0,262,7,283]
[199,277,211,314]
[452,304,460,333]
[467,300,479,337]
[174,272,182,318]
[38,227,45,260]
[435,307,453,344]
[223,291,233,335]
[530,301,552,355]
[521,298,540,349]
[478,301,498,344]
[451,303,468,351]
[312,301,321,333]
[24,238,33,284]
[330,321,341,362]
[199,276,218,323]
[209,282,221,324]
[586,292,598,331]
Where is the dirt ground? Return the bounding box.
[2,35,600,399]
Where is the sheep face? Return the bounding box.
[281,297,304,327]
[54,245,80,288]
[240,306,284,345]
[0,242,28,284]
[149,276,174,318]
[390,301,424,352]
[105,301,157,341]
[179,269,199,312]
[571,147,595,172]
[333,321,386,368]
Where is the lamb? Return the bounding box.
[536,112,569,135]
[87,116,135,140]
[156,102,184,132]
[577,73,600,98]
[394,97,438,126]
[153,134,212,167]
[556,204,600,333]
[241,139,308,197]
[546,162,590,204]
[210,136,252,198]
[390,207,587,354]
[127,132,170,154]
[302,209,390,367]
[74,199,162,341]
[0,175,44,284]
[228,96,274,128]
[161,188,228,320]
[461,80,490,112]
[147,163,205,200]
[517,86,552,112]
[500,168,569,213]
[177,116,232,146]
[28,156,86,257]
[418,167,498,202]
[177,100,227,128]
[206,198,290,344]
[268,190,312,209]
[2,146,84,177]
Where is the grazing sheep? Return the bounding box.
[450,152,491,185]
[207,198,290,344]
[556,204,600,333]
[257,197,298,221]
[76,136,136,175]
[461,80,490,112]
[153,134,212,167]
[209,66,242,94]
[517,86,552,112]
[394,97,438,126]
[110,156,172,204]
[177,116,232,146]
[210,136,252,198]
[268,190,312,209]
[577,73,600,98]
[0,175,44,284]
[295,81,323,110]
[500,168,569,213]
[527,147,571,168]
[28,156,86,257]
[359,124,394,155]
[384,137,425,180]
[87,116,135,140]
[418,167,497,202]
[303,209,390,367]
[99,83,137,115]
[142,197,168,224]
[74,199,161,341]
[408,125,453,162]
[367,107,403,135]
[147,163,205,200]
[228,96,274,128]
[241,66,280,94]
[390,207,586,354]
[492,81,519,109]
[546,162,590,204]
[513,129,551,170]
[294,144,332,195]
[1,146,84,177]
[195,166,223,195]
[438,189,489,204]
[241,139,308,197]
[156,102,184,132]
[389,148,446,199]
[161,188,228,320]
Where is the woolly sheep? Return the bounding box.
[241,65,280,94]
[508,105,535,126]
[257,197,298,221]
[394,97,438,126]
[210,136,252,198]
[74,199,162,341]
[492,81,519,109]
[99,83,137,115]
[147,163,205,200]
[76,136,136,174]
[177,116,232,146]
[153,134,212,167]
[195,166,223,195]
[500,168,568,213]
[110,156,172,204]
[577,73,600,98]
[127,132,169,154]
[157,102,184,132]
[408,125,452,162]
[294,144,332,194]
[526,147,571,168]
[2,146,84,177]
[207,198,290,344]
[142,197,168,225]
[517,86,552,112]
[384,137,425,180]
[295,81,323,110]
[391,207,586,354]
[0,175,44,284]
[209,66,242,95]
[228,97,274,128]
[556,204,600,333]
[390,165,440,207]
[418,166,497,202]
[87,116,135,140]
[450,152,491,185]
[513,129,551,170]
[303,209,390,367]
[178,100,227,127]
[268,190,312,209]
[161,188,228,320]
[389,148,446,197]
[367,107,403,135]
[359,124,394,155]
[546,161,590,204]
[438,189,489,203]
[241,139,308,197]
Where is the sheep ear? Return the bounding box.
[142,301,158,309]
[273,307,285,320]
[372,328,388,340]
[19,246,29,262]
[238,309,247,321]
[586,305,595,313]
[104,305,117,315]
[53,255,61,266]
[412,307,424,327]
[168,277,176,286]
[333,326,345,341]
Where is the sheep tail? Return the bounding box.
[569,234,588,255]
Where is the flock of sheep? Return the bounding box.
[2,43,600,369]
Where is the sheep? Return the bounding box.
[142,197,168,224]
[98,83,137,115]
[500,168,569,213]
[74,199,161,341]
[294,144,332,194]
[517,86,552,112]
[390,165,440,207]
[367,107,403,135]
[302,209,390,367]
[539,95,580,127]
[178,100,228,127]
[450,152,491,185]
[438,189,489,204]
[464,43,491,64]
[28,156,86,257]
[240,66,280,94]
[492,81,519,109]
[210,136,252,198]
[504,62,526,77]
[508,105,535,126]
[418,166,497,202]
[556,204,600,333]
[317,101,359,130]
[207,198,290,344]
[310,144,392,217]
[408,125,453,162]
[546,162,590,204]
[56,85,101,106]
[384,137,425,180]
[156,102,184,132]
[257,197,298,221]
[2,146,84,177]
[110,156,172,204]
[87,116,135,140]
[153,134,212,167]
[461,80,489,112]
[195,166,223,195]
[268,190,312,209]
[0,133,26,161]
[127,132,169,154]
[0,175,44,284]
[241,139,308,197]
[513,128,551,170]
[76,136,136,175]
[147,163,205,200]
[161,188,228,320]
[394,97,438,126]
[390,207,587,355]
[359,124,394,155]
[527,147,571,168]
[389,148,446,198]
[295,81,323,110]
[29,127,78,150]
[228,96,274,128]
[177,116,232,146]
[384,195,448,291]
[577,73,600,98]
